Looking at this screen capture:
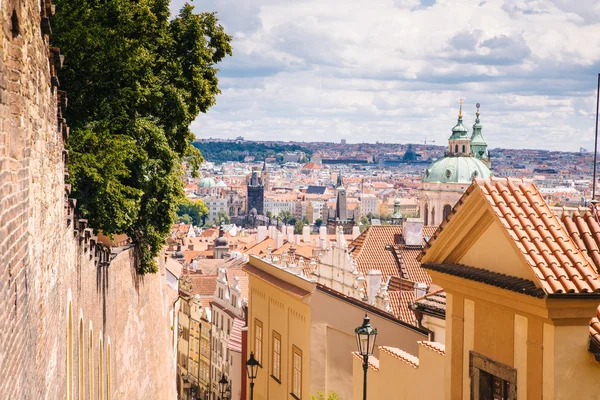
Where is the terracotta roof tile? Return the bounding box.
[379,346,419,368]
[418,341,445,355]
[391,245,432,285]
[388,291,417,326]
[189,274,218,296]
[349,226,404,280]
[425,178,600,295]
[352,352,379,370]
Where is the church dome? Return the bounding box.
[199,177,216,188]
[422,156,491,184]
[216,180,227,188]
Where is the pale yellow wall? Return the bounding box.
[247,273,311,400]
[458,221,534,281]
[514,314,528,399]
[352,343,445,400]
[553,325,600,399]
[310,290,427,399]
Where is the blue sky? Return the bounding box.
[171,0,600,151]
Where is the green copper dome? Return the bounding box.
[422,156,491,184]
[449,116,469,140]
[199,177,217,187]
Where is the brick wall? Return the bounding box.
[0,1,177,398]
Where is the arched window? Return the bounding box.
[79,317,84,399]
[89,326,94,399]
[443,204,452,221]
[431,207,436,225]
[462,145,465,153]
[67,301,73,400]
[99,333,104,400]
[455,145,458,153]
[424,204,429,225]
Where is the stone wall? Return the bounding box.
[0,1,177,398]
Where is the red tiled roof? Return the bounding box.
[380,346,419,368]
[350,226,403,280]
[419,340,445,355]
[422,226,438,238]
[227,318,244,353]
[426,178,600,295]
[189,274,218,296]
[561,207,600,271]
[391,245,432,285]
[352,352,379,370]
[388,291,416,326]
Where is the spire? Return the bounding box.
[470,102,489,164]
[336,170,343,188]
[458,98,464,120]
[262,159,268,172]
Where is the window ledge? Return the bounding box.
[290,394,301,400]
[270,375,281,384]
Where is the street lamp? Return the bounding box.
[246,351,259,400]
[218,373,229,400]
[355,314,378,400]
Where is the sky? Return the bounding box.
[170,0,600,151]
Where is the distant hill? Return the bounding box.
[193,141,312,164]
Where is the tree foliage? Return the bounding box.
[193,141,312,164]
[52,0,232,273]
[311,392,340,400]
[294,220,304,235]
[216,211,230,226]
[177,198,208,226]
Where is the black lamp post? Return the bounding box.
[246,351,259,400]
[218,373,229,400]
[355,314,378,400]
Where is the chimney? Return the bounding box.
[287,225,294,235]
[366,270,382,304]
[314,237,320,248]
[295,234,302,245]
[288,231,294,244]
[352,225,361,241]
[303,226,310,243]
[257,226,267,242]
[275,233,284,250]
[319,226,327,241]
[403,218,424,246]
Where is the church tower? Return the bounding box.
[262,160,270,192]
[335,171,347,221]
[447,99,471,156]
[247,169,264,215]
[470,103,489,166]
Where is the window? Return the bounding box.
[455,144,458,153]
[443,204,452,221]
[292,346,302,398]
[462,144,466,153]
[424,204,429,225]
[470,351,517,400]
[254,319,263,365]
[227,319,231,335]
[272,331,281,382]
[431,207,435,224]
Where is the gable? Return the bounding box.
[459,220,536,282]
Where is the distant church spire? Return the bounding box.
[470,102,489,166]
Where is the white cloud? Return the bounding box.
[171,0,600,151]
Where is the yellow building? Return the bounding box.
[353,177,600,399]
[244,252,428,400]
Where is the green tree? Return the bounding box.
[178,214,192,225]
[52,0,232,273]
[314,218,323,228]
[278,210,293,225]
[266,211,273,220]
[216,211,230,225]
[302,216,309,225]
[177,198,208,226]
[294,220,304,235]
[311,392,340,400]
[360,215,370,233]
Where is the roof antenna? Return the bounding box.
[593,73,600,203]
